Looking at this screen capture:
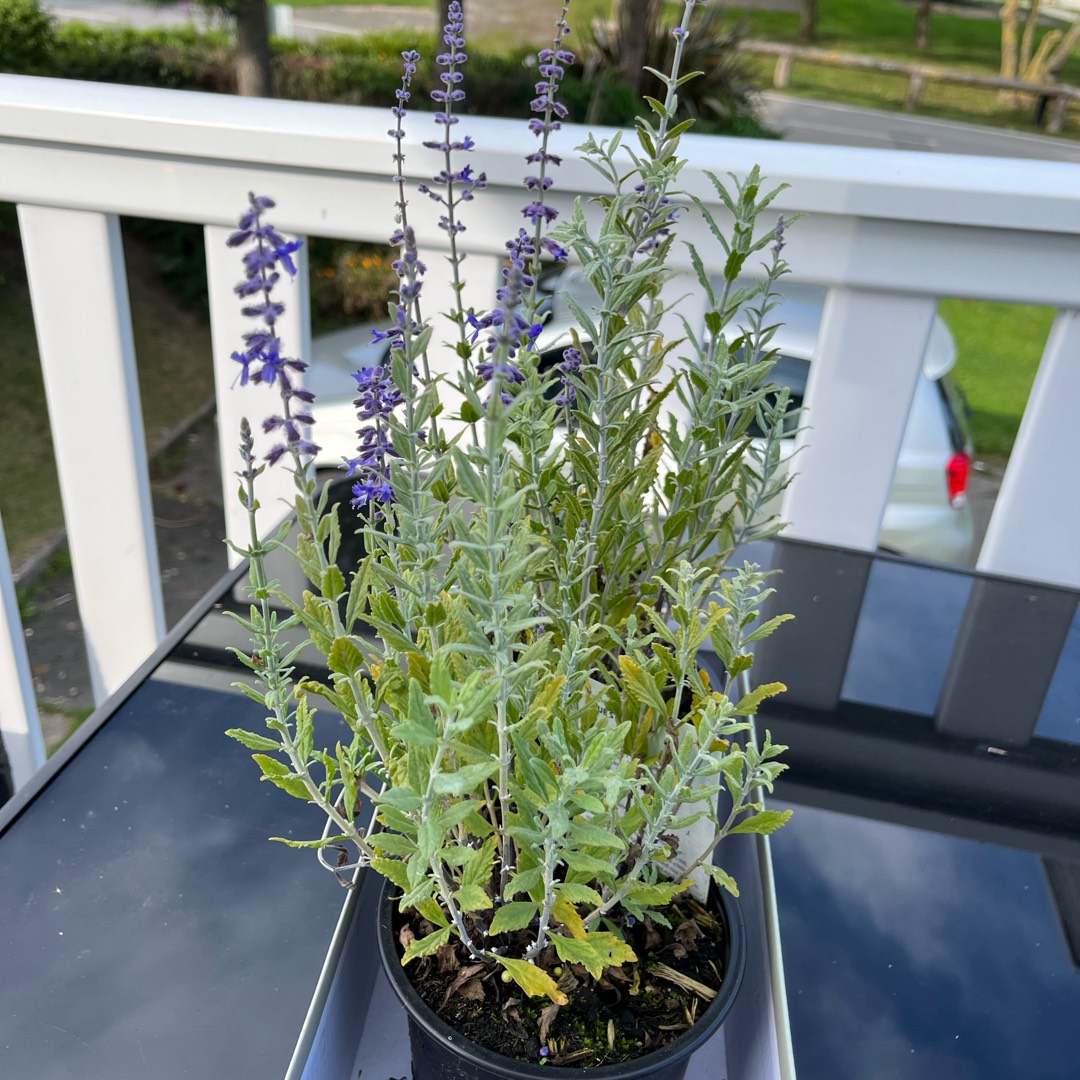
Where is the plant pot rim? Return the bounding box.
[376,875,747,1079]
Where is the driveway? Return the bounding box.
[757,92,1080,161]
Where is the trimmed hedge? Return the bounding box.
[4,16,766,135]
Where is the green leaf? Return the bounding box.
[562,850,618,881]
[460,837,497,891]
[488,901,538,936]
[733,682,786,716]
[378,786,422,813]
[372,833,415,858]
[493,956,567,1004]
[269,834,349,849]
[225,728,280,753]
[453,884,493,913]
[551,931,637,980]
[703,864,740,897]
[743,613,795,645]
[554,883,603,906]
[431,761,500,797]
[371,857,411,891]
[401,926,452,965]
[505,866,543,901]
[569,820,627,852]
[328,636,364,678]
[729,809,793,836]
[251,755,310,800]
[626,880,691,907]
[321,564,345,600]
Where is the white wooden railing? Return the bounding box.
[1,74,1079,791]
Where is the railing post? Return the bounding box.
[0,512,46,792]
[782,286,937,551]
[904,73,925,111]
[205,224,311,566]
[977,309,1080,587]
[1048,93,1070,134]
[18,205,165,704]
[774,53,792,89]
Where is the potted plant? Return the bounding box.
[224,1,793,1075]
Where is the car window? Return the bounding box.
[744,353,807,439]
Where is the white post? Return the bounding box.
[0,513,46,790]
[782,287,937,551]
[205,223,311,566]
[18,206,165,704]
[977,309,1080,588]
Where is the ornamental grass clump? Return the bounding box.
[227,0,793,1027]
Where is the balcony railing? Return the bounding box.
[2,73,1078,792]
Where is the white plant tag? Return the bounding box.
[657,774,712,902]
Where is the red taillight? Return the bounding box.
[946,451,971,509]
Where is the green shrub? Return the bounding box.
[53,24,231,91]
[0,0,56,74]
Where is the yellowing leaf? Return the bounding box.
[587,931,637,969]
[494,956,567,1004]
[618,656,668,715]
[552,897,587,941]
[401,926,451,965]
[415,898,450,928]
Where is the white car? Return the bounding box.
[728,282,975,565]
[306,279,974,565]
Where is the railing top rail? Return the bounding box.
[0,75,1078,237]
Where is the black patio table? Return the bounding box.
[2,538,1079,1080]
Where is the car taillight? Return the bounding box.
[946,451,971,509]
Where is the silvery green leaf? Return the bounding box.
[728,809,793,836]
[431,760,499,797]
[703,864,740,897]
[225,728,280,752]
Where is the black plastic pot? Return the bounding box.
[376,877,746,1080]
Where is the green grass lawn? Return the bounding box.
[0,207,215,568]
[730,0,1080,137]
[938,298,1053,460]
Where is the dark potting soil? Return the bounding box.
[396,895,728,1069]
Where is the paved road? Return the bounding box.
[757,91,1080,161]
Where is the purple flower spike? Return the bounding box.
[515,0,575,280]
[556,346,582,408]
[346,366,400,513]
[230,192,319,465]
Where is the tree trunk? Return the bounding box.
[234,0,273,98]
[1001,0,1021,80]
[617,0,660,97]
[915,0,932,50]
[799,0,818,44]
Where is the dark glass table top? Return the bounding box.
[0,581,348,1080]
[3,538,1080,1079]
